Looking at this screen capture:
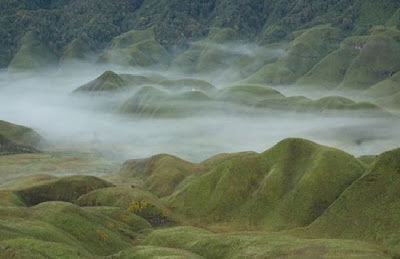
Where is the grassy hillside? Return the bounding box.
[1,136,400,257]
[305,148,400,256]
[1,0,399,68]
[142,226,389,258]
[295,27,400,93]
[168,139,365,230]
[0,120,42,155]
[98,27,170,67]
[247,25,343,85]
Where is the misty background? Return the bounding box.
[1,61,399,163]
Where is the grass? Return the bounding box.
[15,175,114,206]
[305,148,400,256]
[142,226,390,258]
[99,27,170,67]
[167,138,365,230]
[296,36,367,89]
[117,245,205,259]
[118,154,209,197]
[76,187,174,224]
[363,71,400,98]
[0,201,144,257]
[0,238,86,258]
[60,38,94,61]
[74,71,157,92]
[217,84,284,106]
[0,120,41,147]
[338,28,400,90]
[255,95,387,116]
[0,152,119,184]
[8,31,57,71]
[247,25,343,85]
[119,86,215,118]
[1,138,400,257]
[170,27,239,74]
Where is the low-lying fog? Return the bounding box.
[1,64,399,162]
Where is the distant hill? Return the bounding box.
[1,0,399,67]
[0,120,42,155]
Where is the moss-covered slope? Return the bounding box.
[306,148,400,254]
[15,175,113,206]
[99,27,170,67]
[0,120,42,155]
[8,31,58,71]
[142,226,389,258]
[247,25,343,85]
[73,70,155,92]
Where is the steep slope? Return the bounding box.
[98,27,170,67]
[60,38,94,62]
[1,1,399,68]
[247,25,343,85]
[306,148,400,255]
[142,226,389,258]
[119,86,213,118]
[296,27,400,95]
[73,70,155,92]
[255,95,387,116]
[76,187,173,225]
[118,154,210,197]
[122,139,365,230]
[8,31,57,70]
[338,28,400,90]
[171,28,239,74]
[15,175,114,206]
[0,202,151,257]
[0,120,42,155]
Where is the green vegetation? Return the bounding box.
[168,139,365,230]
[8,31,58,71]
[0,152,119,184]
[247,25,343,85]
[255,95,387,116]
[0,120,42,155]
[118,154,210,197]
[73,70,155,92]
[217,84,284,106]
[60,38,94,62]
[293,26,400,98]
[170,27,239,74]
[156,78,216,92]
[99,27,170,67]
[76,187,172,224]
[143,226,389,258]
[306,148,400,256]
[119,86,214,118]
[338,28,400,90]
[1,137,400,257]
[15,175,113,206]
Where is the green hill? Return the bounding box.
[15,175,113,206]
[305,148,400,256]
[8,31,57,71]
[118,139,366,230]
[0,202,150,257]
[217,84,284,106]
[247,25,343,85]
[0,120,42,155]
[141,226,389,258]
[98,27,170,67]
[255,95,387,116]
[73,70,154,92]
[296,27,400,92]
